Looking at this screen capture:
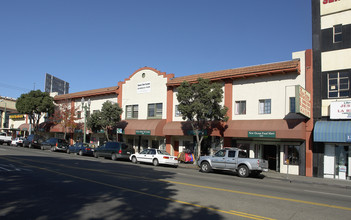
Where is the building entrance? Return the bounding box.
[263,145,277,171]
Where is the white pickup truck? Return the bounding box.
[198,148,269,177]
[0,132,12,146]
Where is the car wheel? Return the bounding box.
[153,159,159,166]
[51,146,55,152]
[200,161,212,173]
[111,153,117,161]
[131,156,138,164]
[79,150,83,156]
[238,165,249,178]
[94,152,98,158]
[29,143,32,148]
[67,149,70,154]
[41,146,44,150]
[7,142,10,146]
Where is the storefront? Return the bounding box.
[117,119,167,153]
[314,121,351,180]
[224,119,308,175]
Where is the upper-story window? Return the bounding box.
[259,99,271,114]
[126,105,138,119]
[290,97,296,113]
[175,105,182,117]
[235,101,246,115]
[328,72,349,98]
[334,24,342,43]
[148,103,162,118]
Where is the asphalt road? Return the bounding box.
[1,145,351,220]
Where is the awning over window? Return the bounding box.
[116,119,166,136]
[18,123,30,131]
[314,121,351,143]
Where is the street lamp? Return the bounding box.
[0,99,7,129]
[81,97,91,143]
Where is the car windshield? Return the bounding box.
[157,150,170,155]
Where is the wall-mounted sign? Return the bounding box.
[9,114,25,120]
[136,130,151,135]
[137,82,151,94]
[295,85,311,118]
[330,101,351,119]
[321,0,351,16]
[248,131,276,138]
[117,128,123,134]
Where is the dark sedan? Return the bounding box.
[67,143,96,156]
[41,138,69,152]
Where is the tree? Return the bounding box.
[50,100,79,140]
[87,101,123,141]
[176,78,228,162]
[16,90,55,133]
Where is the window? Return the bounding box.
[334,24,342,43]
[328,72,349,98]
[284,145,300,165]
[175,105,182,117]
[228,151,235,158]
[148,103,162,118]
[235,101,246,115]
[290,97,296,113]
[126,105,138,119]
[215,150,226,157]
[259,99,271,114]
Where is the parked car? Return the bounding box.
[11,137,24,147]
[0,132,12,145]
[23,134,45,149]
[67,143,96,156]
[198,148,269,177]
[130,148,178,167]
[41,138,69,152]
[94,142,134,161]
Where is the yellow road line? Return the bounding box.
[5,156,351,211]
[1,156,274,220]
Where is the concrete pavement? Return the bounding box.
[177,162,351,188]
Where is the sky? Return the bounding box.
[0,0,312,99]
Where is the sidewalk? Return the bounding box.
[177,162,351,188]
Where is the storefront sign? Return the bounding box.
[136,130,151,135]
[116,128,123,134]
[137,82,151,94]
[330,101,351,119]
[295,85,311,118]
[248,131,276,138]
[9,114,25,120]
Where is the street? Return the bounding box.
[1,145,351,220]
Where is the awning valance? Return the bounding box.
[314,121,351,143]
[116,119,166,136]
[224,119,306,140]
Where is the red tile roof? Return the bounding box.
[54,86,118,101]
[167,59,300,86]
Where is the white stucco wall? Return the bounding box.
[122,69,168,120]
[75,94,117,123]
[232,51,306,120]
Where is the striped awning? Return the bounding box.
[314,121,351,143]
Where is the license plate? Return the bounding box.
[127,152,131,154]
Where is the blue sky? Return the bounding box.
[0,0,312,99]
